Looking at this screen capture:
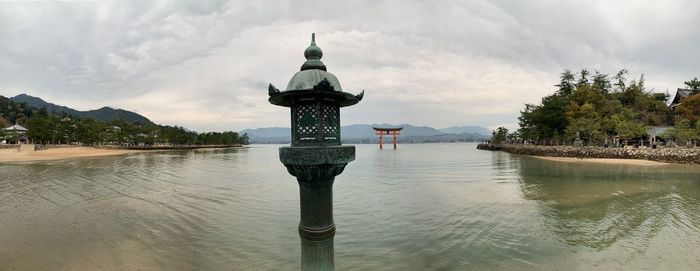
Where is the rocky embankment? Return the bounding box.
[477,144,700,164]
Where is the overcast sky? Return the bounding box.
[1,0,698,132]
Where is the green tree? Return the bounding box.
[592,71,612,93]
[506,131,520,142]
[76,118,105,146]
[676,93,700,124]
[240,133,249,145]
[661,119,699,146]
[491,127,508,144]
[0,116,10,128]
[517,93,568,143]
[57,117,76,144]
[569,83,605,109]
[613,69,628,92]
[611,113,646,139]
[576,69,590,88]
[555,70,576,96]
[565,102,603,143]
[684,77,700,92]
[26,115,54,144]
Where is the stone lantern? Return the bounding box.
[268,33,363,270]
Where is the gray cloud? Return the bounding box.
[0,0,698,132]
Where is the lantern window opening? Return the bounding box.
[294,103,319,142]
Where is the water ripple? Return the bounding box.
[1,144,700,270]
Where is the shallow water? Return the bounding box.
[1,143,699,270]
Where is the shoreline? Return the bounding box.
[97,144,243,150]
[0,144,243,163]
[532,156,669,166]
[0,146,142,163]
[477,143,700,165]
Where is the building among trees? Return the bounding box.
[2,124,29,144]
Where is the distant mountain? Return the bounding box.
[241,124,490,144]
[241,127,290,138]
[384,124,443,137]
[341,124,443,138]
[12,94,79,117]
[439,126,491,136]
[11,94,154,125]
[340,124,373,138]
[239,127,291,143]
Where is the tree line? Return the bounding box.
[0,95,248,146]
[503,69,700,146]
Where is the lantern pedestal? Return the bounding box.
[301,235,335,271]
[280,145,355,239]
[280,146,354,271]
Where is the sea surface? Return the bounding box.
[1,143,699,270]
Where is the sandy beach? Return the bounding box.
[0,145,142,163]
[534,156,669,166]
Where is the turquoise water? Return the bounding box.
[1,143,699,270]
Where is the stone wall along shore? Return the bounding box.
[477,144,700,164]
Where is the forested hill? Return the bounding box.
[11,94,154,125]
[0,94,248,146]
[0,95,29,127]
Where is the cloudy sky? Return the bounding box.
[1,0,698,132]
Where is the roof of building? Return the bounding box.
[671,88,697,107]
[4,124,28,131]
[677,88,693,97]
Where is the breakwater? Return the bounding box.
[477,144,700,164]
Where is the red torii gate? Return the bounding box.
[373,127,403,149]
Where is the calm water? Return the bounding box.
[1,143,699,270]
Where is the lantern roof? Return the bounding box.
[286,33,342,91]
[268,33,364,108]
[286,69,342,91]
[301,33,325,71]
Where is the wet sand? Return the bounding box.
[0,145,142,163]
[534,156,669,166]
